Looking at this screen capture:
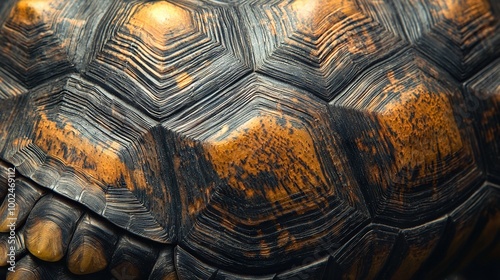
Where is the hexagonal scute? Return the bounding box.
[0,75,175,243]
[163,74,369,273]
[87,0,251,120]
[465,59,500,182]
[329,49,483,226]
[0,0,112,88]
[391,0,500,80]
[238,0,406,101]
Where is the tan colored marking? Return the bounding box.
[277,230,291,247]
[26,220,64,262]
[175,72,193,89]
[68,242,108,275]
[259,239,271,257]
[243,250,257,259]
[205,114,327,205]
[9,0,52,26]
[387,71,397,85]
[188,198,204,216]
[128,1,193,39]
[0,201,19,232]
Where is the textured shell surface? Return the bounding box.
[0,0,499,279]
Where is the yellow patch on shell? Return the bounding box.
[6,270,38,280]
[26,219,64,262]
[290,0,358,36]
[128,1,194,39]
[9,0,52,26]
[175,72,193,89]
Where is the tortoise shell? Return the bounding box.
[0,0,499,279]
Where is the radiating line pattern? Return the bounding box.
[390,0,500,80]
[239,0,407,100]
[87,0,252,120]
[0,75,174,243]
[0,0,111,88]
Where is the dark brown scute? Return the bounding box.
[148,248,177,280]
[465,59,500,183]
[109,235,159,280]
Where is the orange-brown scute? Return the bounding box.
[370,85,463,185]
[31,114,148,191]
[205,114,328,206]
